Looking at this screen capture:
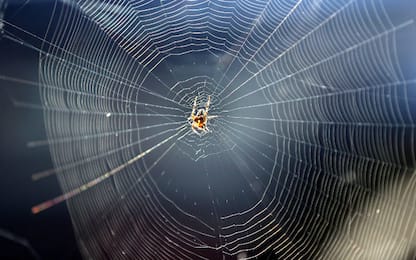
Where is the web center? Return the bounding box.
[187,96,217,137]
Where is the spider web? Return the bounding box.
[1,0,415,259]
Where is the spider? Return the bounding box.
[187,95,217,136]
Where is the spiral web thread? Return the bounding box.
[5,0,414,259]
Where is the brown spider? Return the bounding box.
[187,96,217,136]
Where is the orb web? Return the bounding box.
[7,0,414,259]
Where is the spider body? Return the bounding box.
[188,96,216,136]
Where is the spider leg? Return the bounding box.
[191,96,198,117]
[205,95,210,114]
[192,126,201,136]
